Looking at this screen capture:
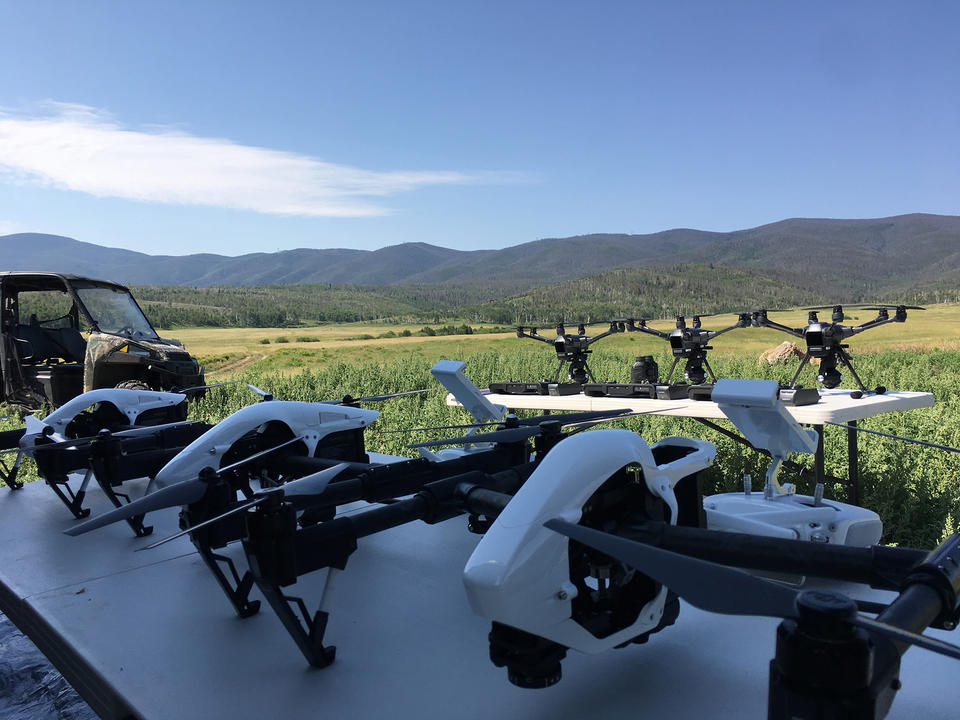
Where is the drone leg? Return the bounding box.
[838,350,869,392]
[553,360,565,383]
[702,356,717,384]
[87,455,154,537]
[665,357,681,384]
[0,449,24,490]
[46,471,92,519]
[788,352,811,388]
[196,544,261,618]
[254,579,337,667]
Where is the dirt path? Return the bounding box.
[207,353,262,377]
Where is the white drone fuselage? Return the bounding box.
[463,429,715,654]
[20,388,188,448]
[154,401,380,488]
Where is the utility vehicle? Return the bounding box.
[0,272,203,408]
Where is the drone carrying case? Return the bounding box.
[546,382,583,396]
[583,383,657,399]
[778,387,820,406]
[488,381,543,395]
[655,383,691,400]
[687,384,714,401]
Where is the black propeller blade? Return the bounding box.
[179,380,238,396]
[136,463,352,551]
[406,409,636,448]
[323,388,433,405]
[409,425,545,449]
[386,409,635,435]
[544,520,960,662]
[65,479,209,536]
[246,383,274,401]
[803,304,925,311]
[64,435,306,536]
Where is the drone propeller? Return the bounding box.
[246,383,274,401]
[178,380,238,396]
[135,463,353,551]
[323,388,433,405]
[544,520,960,661]
[824,421,960,455]
[804,304,925,311]
[563,408,689,434]
[407,408,649,448]
[64,477,209,536]
[408,425,544,448]
[64,435,307,536]
[385,409,638,435]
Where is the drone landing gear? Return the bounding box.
[664,351,716,386]
[256,580,336,667]
[46,470,93,519]
[182,483,261,618]
[0,429,25,489]
[555,357,594,386]
[46,468,153,535]
[198,546,260,619]
[789,348,880,395]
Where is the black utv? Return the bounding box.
[0,272,204,408]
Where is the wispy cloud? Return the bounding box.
[0,102,519,217]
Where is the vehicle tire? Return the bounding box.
[115,380,152,391]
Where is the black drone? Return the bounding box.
[512,321,622,384]
[617,313,752,385]
[752,304,923,393]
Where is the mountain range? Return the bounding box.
[2,214,959,303]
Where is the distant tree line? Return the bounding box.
[130,263,952,330]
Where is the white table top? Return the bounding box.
[1,479,957,720]
[449,388,935,424]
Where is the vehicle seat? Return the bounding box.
[52,328,87,363]
[14,326,86,364]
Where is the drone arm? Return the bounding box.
[244,464,537,668]
[755,316,804,339]
[518,330,553,345]
[585,325,620,345]
[705,320,748,340]
[632,324,670,340]
[847,314,898,337]
[619,521,926,592]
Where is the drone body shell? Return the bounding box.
[21,388,187,447]
[463,429,714,653]
[154,401,379,488]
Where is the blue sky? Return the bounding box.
[0,1,957,255]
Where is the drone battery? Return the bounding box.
[655,383,690,400]
[583,383,657,399]
[687,384,714,401]
[778,387,820,406]
[489,382,542,395]
[547,382,582,396]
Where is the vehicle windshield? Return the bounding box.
[73,285,159,340]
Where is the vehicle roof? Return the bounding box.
[0,271,130,291]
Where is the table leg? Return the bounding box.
[815,425,825,489]
[847,420,859,505]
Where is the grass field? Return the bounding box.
[172,303,960,378]
[2,303,958,550]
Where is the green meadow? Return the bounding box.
[3,303,958,549]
